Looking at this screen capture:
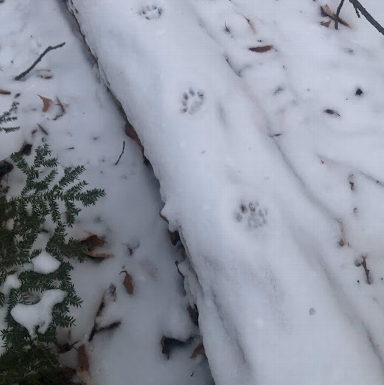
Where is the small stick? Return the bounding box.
[14,42,66,81]
[349,0,384,36]
[335,0,345,30]
[114,141,125,165]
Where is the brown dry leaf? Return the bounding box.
[320,20,331,28]
[190,342,205,359]
[249,45,273,53]
[125,122,144,154]
[81,234,105,251]
[120,270,134,295]
[81,234,112,259]
[0,89,11,95]
[87,251,113,259]
[38,94,53,112]
[76,367,91,385]
[76,344,91,383]
[78,345,89,371]
[320,5,350,27]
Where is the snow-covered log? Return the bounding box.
[67,0,384,384]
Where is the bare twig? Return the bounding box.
[114,141,125,165]
[349,0,384,36]
[335,0,384,35]
[14,42,66,81]
[361,256,371,284]
[335,0,345,30]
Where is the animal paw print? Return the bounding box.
[235,200,267,229]
[139,5,163,20]
[181,88,205,115]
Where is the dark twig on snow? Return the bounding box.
[335,0,345,30]
[14,42,66,81]
[361,256,371,284]
[114,141,125,165]
[335,0,384,36]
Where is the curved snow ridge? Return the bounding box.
[69,0,384,384]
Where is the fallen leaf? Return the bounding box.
[78,345,89,371]
[120,270,134,295]
[76,367,91,385]
[320,20,331,28]
[0,89,11,95]
[38,94,53,112]
[320,5,350,27]
[125,122,144,154]
[190,342,205,358]
[249,45,273,53]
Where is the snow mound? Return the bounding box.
[11,289,66,338]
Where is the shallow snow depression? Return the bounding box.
[68,0,384,384]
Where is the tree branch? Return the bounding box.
[14,42,66,81]
[349,0,384,35]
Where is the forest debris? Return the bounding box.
[190,342,205,359]
[37,123,49,136]
[320,20,332,28]
[15,42,66,81]
[249,45,273,53]
[125,122,144,154]
[77,345,89,371]
[81,234,112,259]
[245,17,256,33]
[187,304,199,326]
[53,97,66,120]
[320,5,350,27]
[76,345,91,385]
[324,108,340,116]
[161,336,186,359]
[37,69,53,79]
[89,284,121,341]
[38,94,53,112]
[361,256,371,284]
[0,89,11,95]
[120,270,134,295]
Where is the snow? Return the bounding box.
[67,0,384,384]
[0,274,21,296]
[11,289,66,338]
[32,251,61,274]
[2,0,384,384]
[0,1,213,384]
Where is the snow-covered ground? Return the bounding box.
[0,1,213,384]
[65,0,384,384]
[2,0,384,384]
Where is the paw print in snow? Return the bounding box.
[235,201,267,229]
[181,88,205,115]
[139,5,163,20]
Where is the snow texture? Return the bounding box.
[32,251,61,274]
[68,0,384,384]
[11,289,66,338]
[0,1,213,384]
[0,275,21,296]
